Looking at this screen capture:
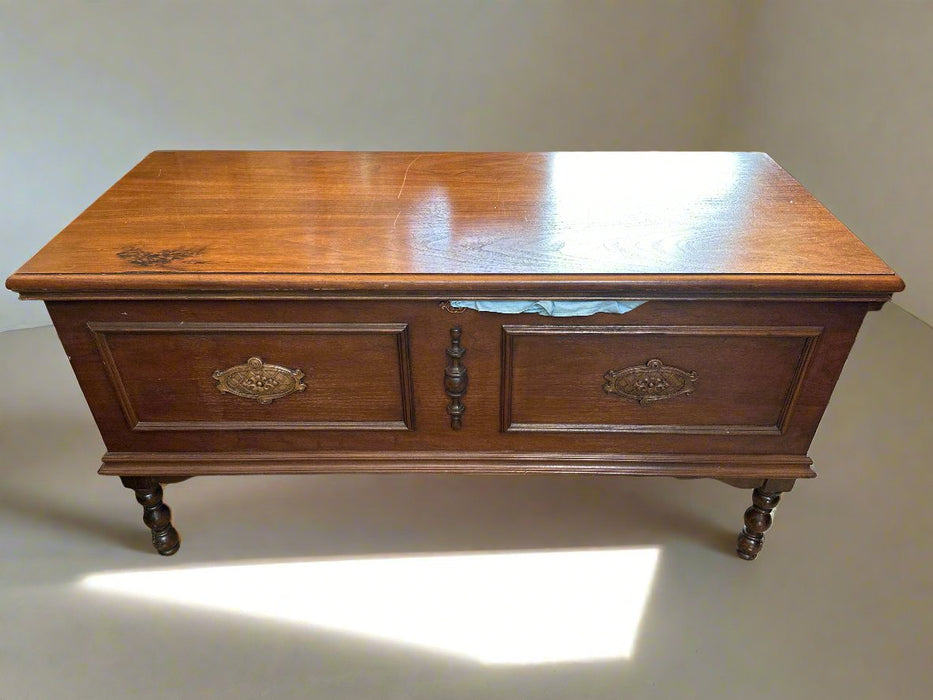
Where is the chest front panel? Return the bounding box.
[48,298,868,462]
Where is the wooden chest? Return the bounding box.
[6,151,903,559]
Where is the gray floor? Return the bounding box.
[1,303,931,699]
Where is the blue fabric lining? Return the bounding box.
[448,300,645,317]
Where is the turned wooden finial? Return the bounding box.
[444,326,468,430]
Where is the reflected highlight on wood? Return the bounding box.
[6,152,903,297]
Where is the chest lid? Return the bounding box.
[6,151,903,298]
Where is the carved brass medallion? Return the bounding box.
[603,358,697,406]
[212,357,307,404]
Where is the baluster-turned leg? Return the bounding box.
[736,487,784,560]
[121,476,181,556]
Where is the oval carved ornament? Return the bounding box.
[603,358,697,406]
[212,356,307,404]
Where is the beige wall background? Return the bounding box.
[722,0,933,325]
[1,1,928,330]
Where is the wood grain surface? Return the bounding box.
[7,151,903,296]
[501,324,820,434]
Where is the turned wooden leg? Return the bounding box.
[736,488,783,560]
[121,477,181,556]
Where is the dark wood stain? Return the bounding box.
[116,246,205,267]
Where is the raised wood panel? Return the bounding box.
[500,325,821,434]
[87,322,415,431]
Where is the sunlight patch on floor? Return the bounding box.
[82,547,660,664]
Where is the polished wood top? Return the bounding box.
[7,151,902,297]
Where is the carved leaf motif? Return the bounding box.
[603,358,697,406]
[212,357,307,404]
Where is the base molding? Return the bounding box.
[100,451,815,479]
